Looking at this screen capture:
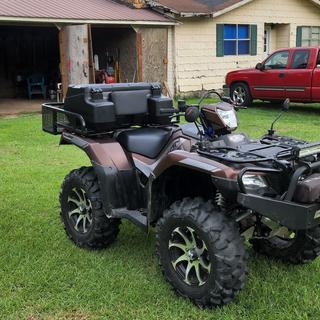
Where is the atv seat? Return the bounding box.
[117,127,172,158]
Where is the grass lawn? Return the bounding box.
[1,101,320,319]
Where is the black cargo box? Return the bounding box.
[63,82,174,132]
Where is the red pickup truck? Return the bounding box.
[224,47,320,106]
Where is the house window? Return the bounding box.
[301,27,320,46]
[224,24,250,55]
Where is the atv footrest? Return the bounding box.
[237,193,320,230]
[112,208,148,232]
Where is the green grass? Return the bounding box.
[1,102,320,319]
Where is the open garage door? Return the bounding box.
[0,25,60,99]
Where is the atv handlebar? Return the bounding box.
[197,89,245,111]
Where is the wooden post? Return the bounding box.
[58,28,68,98]
[59,24,90,98]
[137,32,143,82]
[87,24,95,84]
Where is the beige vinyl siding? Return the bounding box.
[167,26,175,96]
[174,0,320,94]
[276,24,290,49]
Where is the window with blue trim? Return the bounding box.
[224,24,250,55]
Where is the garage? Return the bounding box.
[0,0,174,115]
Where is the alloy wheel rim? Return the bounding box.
[169,226,211,286]
[67,187,93,234]
[233,87,246,105]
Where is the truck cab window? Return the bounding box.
[317,51,320,67]
[264,51,289,70]
[291,50,310,69]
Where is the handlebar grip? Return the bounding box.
[159,108,175,115]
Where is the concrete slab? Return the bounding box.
[0,98,43,116]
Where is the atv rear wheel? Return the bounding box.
[156,198,247,307]
[251,226,320,264]
[60,167,120,250]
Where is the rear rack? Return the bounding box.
[42,103,88,135]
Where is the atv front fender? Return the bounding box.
[153,150,238,180]
[60,132,142,210]
[151,150,240,199]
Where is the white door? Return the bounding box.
[264,26,272,57]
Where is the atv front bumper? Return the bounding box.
[237,193,320,230]
[237,161,320,230]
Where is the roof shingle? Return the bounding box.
[0,0,171,23]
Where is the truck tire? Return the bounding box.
[251,227,320,264]
[156,198,247,307]
[230,82,252,107]
[60,167,120,250]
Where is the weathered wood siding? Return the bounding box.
[174,0,320,94]
[140,27,168,84]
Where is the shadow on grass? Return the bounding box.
[251,100,320,114]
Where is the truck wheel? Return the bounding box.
[156,198,247,307]
[251,227,320,264]
[60,167,120,250]
[230,83,252,107]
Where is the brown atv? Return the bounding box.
[42,83,320,307]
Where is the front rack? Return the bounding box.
[42,103,88,135]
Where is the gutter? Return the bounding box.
[0,16,177,26]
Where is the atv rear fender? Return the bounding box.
[60,132,142,211]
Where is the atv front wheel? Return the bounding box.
[251,226,320,264]
[156,198,247,307]
[60,167,120,250]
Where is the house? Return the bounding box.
[2,0,320,107]
[0,0,174,104]
[148,0,320,95]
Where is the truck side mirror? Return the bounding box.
[255,63,264,71]
[282,98,290,111]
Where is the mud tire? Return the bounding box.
[251,227,320,264]
[156,197,247,307]
[60,167,120,250]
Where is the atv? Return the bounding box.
[42,83,320,308]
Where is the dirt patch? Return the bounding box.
[0,98,43,116]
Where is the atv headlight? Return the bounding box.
[242,174,268,194]
[216,109,238,130]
